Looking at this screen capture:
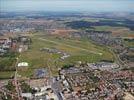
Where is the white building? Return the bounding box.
[18,62,29,67]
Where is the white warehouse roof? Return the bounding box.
[18,62,29,67]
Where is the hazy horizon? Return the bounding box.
[0,0,134,13]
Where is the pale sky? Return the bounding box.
[0,0,134,12]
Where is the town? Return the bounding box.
[0,1,134,100]
[0,23,134,99]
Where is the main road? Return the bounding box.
[14,54,23,100]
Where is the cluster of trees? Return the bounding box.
[20,81,33,93]
[122,67,134,72]
[66,19,134,30]
[120,52,134,62]
[5,81,16,92]
[66,21,94,29]
[0,52,18,71]
[124,38,134,43]
[62,64,74,69]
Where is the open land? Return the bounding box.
[18,32,114,77]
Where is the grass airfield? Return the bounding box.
[18,32,114,77]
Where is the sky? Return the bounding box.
[0,0,134,12]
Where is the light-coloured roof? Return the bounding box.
[18,62,28,67]
[21,93,33,98]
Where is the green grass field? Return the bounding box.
[17,32,114,77]
[0,52,17,79]
[0,71,14,79]
[94,26,124,31]
[93,26,134,37]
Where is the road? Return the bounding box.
[14,54,23,100]
[39,38,103,55]
[51,78,63,100]
[46,53,63,100]
[108,46,130,69]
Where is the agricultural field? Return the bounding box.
[94,26,134,37]
[18,32,114,77]
[66,18,134,37]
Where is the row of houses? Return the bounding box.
[58,62,134,100]
[0,37,12,55]
[0,35,31,55]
